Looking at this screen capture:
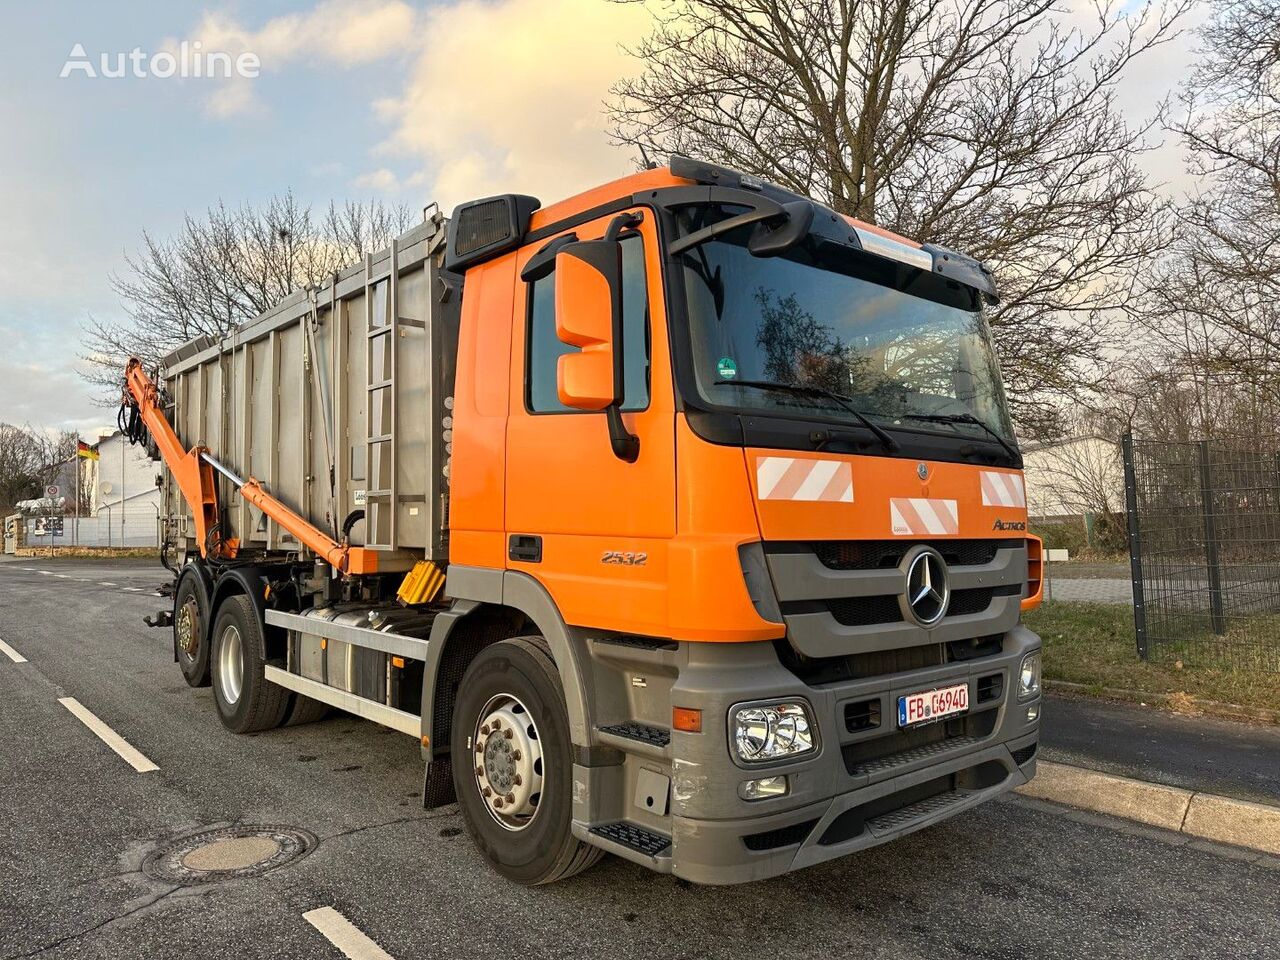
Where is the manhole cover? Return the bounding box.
[143,826,316,885]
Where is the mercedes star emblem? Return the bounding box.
[903,547,950,627]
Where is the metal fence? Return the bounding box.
[7,509,161,552]
[1123,433,1280,672]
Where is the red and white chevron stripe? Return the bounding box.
[756,456,854,503]
[980,471,1026,508]
[890,498,959,536]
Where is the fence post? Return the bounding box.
[1121,433,1148,659]
[1197,440,1227,636]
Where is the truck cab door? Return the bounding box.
[504,208,677,637]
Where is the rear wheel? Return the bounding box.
[283,693,330,726]
[173,574,210,687]
[451,636,603,885]
[210,595,289,734]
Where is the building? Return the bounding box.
[88,431,162,540]
[1022,434,1125,522]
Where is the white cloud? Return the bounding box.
[370,0,652,209]
[352,167,402,191]
[177,0,421,117]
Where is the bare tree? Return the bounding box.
[610,0,1190,438]
[0,424,42,514]
[0,426,79,514]
[1141,0,1280,386]
[82,194,416,392]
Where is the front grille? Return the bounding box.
[947,587,994,617]
[777,641,946,685]
[817,586,1013,627]
[822,594,902,627]
[811,539,1005,571]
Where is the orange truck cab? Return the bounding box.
[133,156,1043,886]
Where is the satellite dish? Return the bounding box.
[100,482,113,495]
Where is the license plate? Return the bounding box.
[898,682,969,728]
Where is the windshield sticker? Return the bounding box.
[716,356,738,380]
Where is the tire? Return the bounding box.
[451,636,603,885]
[283,693,330,727]
[173,573,210,687]
[210,595,289,734]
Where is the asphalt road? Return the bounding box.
[1041,693,1280,805]
[2,556,1278,960]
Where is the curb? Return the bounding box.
[1046,679,1280,726]
[1018,760,1280,856]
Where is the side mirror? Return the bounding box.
[554,239,621,411]
[552,231,641,462]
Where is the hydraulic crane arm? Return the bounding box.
[123,358,370,573]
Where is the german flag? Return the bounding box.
[77,440,99,461]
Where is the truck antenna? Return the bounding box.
[637,143,658,171]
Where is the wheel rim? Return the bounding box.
[472,694,544,832]
[176,598,199,661]
[217,624,244,706]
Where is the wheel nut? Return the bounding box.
[480,724,490,736]
[494,798,504,809]
[512,750,522,761]
[513,775,522,786]
[482,786,492,798]
[503,728,513,739]
[475,766,483,777]
[506,793,516,804]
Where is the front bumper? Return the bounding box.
[664,626,1041,884]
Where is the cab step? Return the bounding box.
[598,721,671,748]
[589,821,672,857]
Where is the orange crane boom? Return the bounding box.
[123,358,374,574]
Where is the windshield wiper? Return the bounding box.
[899,412,1018,460]
[714,378,899,452]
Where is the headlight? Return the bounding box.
[732,702,815,763]
[1019,652,1042,699]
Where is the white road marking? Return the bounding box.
[54,574,70,579]
[121,587,143,592]
[57,697,159,773]
[38,570,52,576]
[100,582,117,587]
[0,638,28,664]
[304,907,397,960]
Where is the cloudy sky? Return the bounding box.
[0,0,1203,438]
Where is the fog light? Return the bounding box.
[1026,704,1040,723]
[731,701,815,763]
[1018,652,1042,699]
[738,776,789,801]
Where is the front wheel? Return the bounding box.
[451,636,602,885]
[210,595,289,734]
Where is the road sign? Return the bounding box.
[45,484,60,498]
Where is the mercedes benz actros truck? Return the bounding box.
[124,156,1044,886]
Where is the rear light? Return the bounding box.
[1021,535,1044,611]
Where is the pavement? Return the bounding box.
[1043,576,1133,604]
[2,557,1279,960]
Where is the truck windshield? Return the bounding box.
[677,220,1016,451]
